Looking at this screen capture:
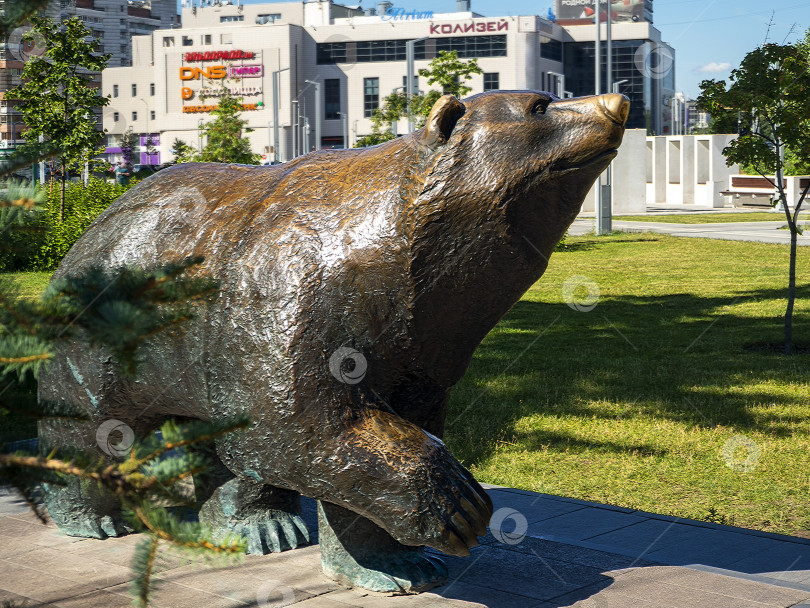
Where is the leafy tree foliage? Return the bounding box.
[698,31,810,354]
[171,138,197,164]
[6,15,110,220]
[120,127,138,169]
[355,51,482,147]
[197,89,260,164]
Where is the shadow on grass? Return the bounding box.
[446,285,810,466]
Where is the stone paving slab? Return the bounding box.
[1,487,810,607]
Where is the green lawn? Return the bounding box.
[5,240,810,537]
[0,272,51,445]
[0,271,52,300]
[615,212,810,224]
[446,233,810,537]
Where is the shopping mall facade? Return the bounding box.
[102,0,675,164]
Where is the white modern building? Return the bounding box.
[101,0,675,165]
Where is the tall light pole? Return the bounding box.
[273,66,290,164]
[406,37,428,133]
[594,0,607,234]
[305,79,321,151]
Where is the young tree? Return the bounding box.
[355,51,482,147]
[6,15,110,220]
[171,137,197,164]
[698,32,810,354]
[120,127,138,169]
[197,89,260,164]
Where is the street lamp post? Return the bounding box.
[406,37,429,133]
[273,67,290,164]
[304,79,321,151]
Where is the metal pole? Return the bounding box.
[305,79,320,151]
[601,1,612,235]
[595,0,603,234]
[292,99,298,158]
[406,37,428,134]
[344,112,349,148]
[267,121,272,163]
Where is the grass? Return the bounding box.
[4,243,810,537]
[615,211,810,224]
[445,233,810,537]
[0,272,51,445]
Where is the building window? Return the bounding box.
[182,36,193,46]
[132,111,137,121]
[113,84,118,97]
[220,15,244,23]
[483,72,499,91]
[435,35,506,59]
[540,39,562,61]
[150,83,155,96]
[324,79,340,120]
[163,36,174,47]
[221,33,233,44]
[203,34,211,45]
[256,13,281,24]
[113,112,119,122]
[150,110,155,120]
[317,42,346,64]
[131,83,137,96]
[363,78,379,118]
[317,36,504,65]
[402,75,418,93]
[356,40,406,62]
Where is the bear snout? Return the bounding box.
[600,93,631,126]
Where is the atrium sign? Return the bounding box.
[381,7,433,21]
[429,19,508,34]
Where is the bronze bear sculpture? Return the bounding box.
[38,90,629,593]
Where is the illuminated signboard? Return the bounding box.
[229,64,263,78]
[180,65,227,80]
[555,0,648,23]
[429,19,508,34]
[185,50,255,62]
[183,102,262,113]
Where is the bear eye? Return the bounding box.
[531,96,552,115]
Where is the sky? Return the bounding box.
[182,0,810,99]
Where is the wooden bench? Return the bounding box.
[721,176,782,208]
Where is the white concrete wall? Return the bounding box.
[581,129,646,214]
[645,134,738,208]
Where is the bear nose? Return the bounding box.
[600,94,630,126]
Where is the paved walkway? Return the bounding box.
[2,485,809,607]
[570,217,810,246]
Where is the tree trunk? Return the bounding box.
[60,162,66,222]
[786,227,796,355]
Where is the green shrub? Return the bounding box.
[33,178,132,270]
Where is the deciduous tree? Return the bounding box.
[6,15,110,220]
[698,31,810,354]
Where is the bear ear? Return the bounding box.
[420,94,466,152]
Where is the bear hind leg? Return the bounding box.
[318,501,448,594]
[197,466,310,554]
